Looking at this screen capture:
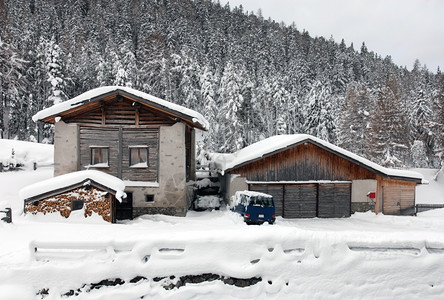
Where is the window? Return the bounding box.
[129,146,148,168]
[145,195,154,203]
[71,200,84,211]
[90,147,109,167]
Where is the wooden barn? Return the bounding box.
[213,135,423,218]
[32,86,208,219]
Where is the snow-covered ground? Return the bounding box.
[414,168,444,204]
[1,139,444,299]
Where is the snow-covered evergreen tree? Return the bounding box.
[338,84,372,157]
[303,80,336,142]
[0,37,27,139]
[217,61,246,152]
[368,75,409,167]
[0,0,441,166]
[45,36,68,106]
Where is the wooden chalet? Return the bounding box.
[213,135,423,218]
[33,86,208,220]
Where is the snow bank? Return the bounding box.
[32,86,209,130]
[19,170,126,203]
[195,195,221,209]
[194,178,219,189]
[2,210,444,299]
[0,139,53,170]
[212,134,423,182]
[414,168,444,204]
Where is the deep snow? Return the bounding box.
[1,139,444,299]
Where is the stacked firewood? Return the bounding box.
[25,186,112,222]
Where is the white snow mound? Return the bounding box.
[19,170,126,202]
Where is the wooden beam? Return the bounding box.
[135,108,140,126]
[101,107,106,125]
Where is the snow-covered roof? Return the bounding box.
[32,86,209,130]
[19,170,126,202]
[212,134,424,183]
[234,190,273,198]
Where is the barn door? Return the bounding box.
[318,183,351,218]
[249,184,284,216]
[268,185,284,217]
[382,184,415,215]
[284,184,317,218]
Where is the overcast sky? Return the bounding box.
[222,0,443,72]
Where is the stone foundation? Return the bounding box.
[351,202,375,213]
[132,206,187,218]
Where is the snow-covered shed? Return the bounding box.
[20,170,125,222]
[212,134,423,217]
[33,86,208,219]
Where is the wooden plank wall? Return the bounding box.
[249,185,284,216]
[185,127,192,181]
[79,127,119,177]
[382,179,416,215]
[318,183,351,218]
[79,126,159,182]
[71,96,175,182]
[232,143,377,182]
[284,184,317,218]
[250,183,350,218]
[121,128,159,182]
[66,97,175,126]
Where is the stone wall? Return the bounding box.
[351,202,375,213]
[130,122,188,217]
[133,206,187,218]
[225,175,248,204]
[54,121,78,177]
[25,186,113,222]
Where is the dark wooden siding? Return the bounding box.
[318,183,351,218]
[185,127,192,181]
[231,143,377,182]
[284,184,317,218]
[250,182,351,218]
[248,184,285,216]
[79,127,119,176]
[121,128,159,182]
[65,97,175,126]
[79,126,159,181]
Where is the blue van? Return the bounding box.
[231,191,276,224]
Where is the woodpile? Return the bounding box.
[25,186,113,222]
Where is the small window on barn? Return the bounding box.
[71,200,84,211]
[145,195,154,203]
[90,146,109,167]
[129,146,148,168]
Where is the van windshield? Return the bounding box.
[248,196,273,207]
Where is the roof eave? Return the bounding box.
[37,88,208,131]
[23,178,118,204]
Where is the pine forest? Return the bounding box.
[1,0,444,169]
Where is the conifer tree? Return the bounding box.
[303,80,336,142]
[368,75,409,167]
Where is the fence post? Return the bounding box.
[33,162,37,170]
[1,208,12,223]
[0,162,2,172]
